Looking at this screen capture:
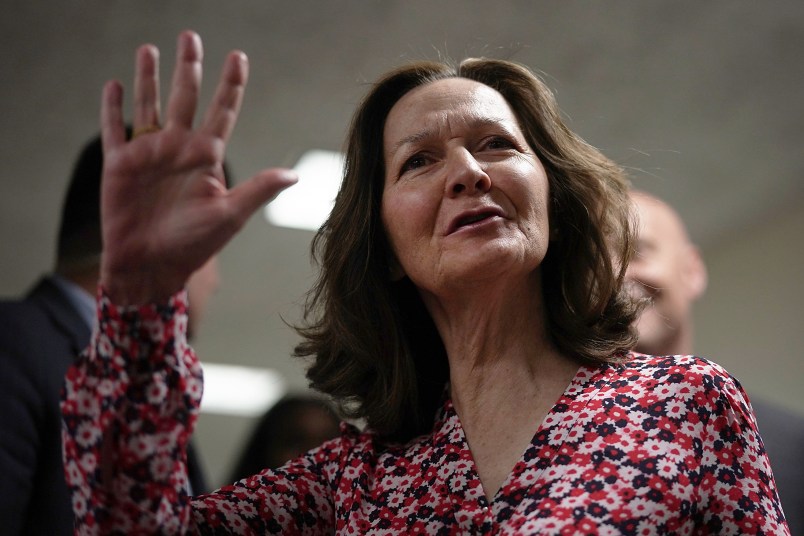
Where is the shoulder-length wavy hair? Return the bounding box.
[294,58,640,444]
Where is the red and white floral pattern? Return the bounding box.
[61,290,790,535]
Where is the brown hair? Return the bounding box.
[294,58,639,444]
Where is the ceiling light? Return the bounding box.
[200,362,285,416]
[264,149,345,231]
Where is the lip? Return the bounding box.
[446,206,507,235]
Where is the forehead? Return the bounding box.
[632,194,687,244]
[383,78,520,144]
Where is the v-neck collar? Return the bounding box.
[429,363,607,529]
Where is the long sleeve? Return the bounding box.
[61,289,201,534]
[60,289,345,535]
[187,441,347,534]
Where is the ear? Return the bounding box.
[683,245,708,301]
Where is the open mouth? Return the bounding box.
[458,213,493,226]
[448,208,504,234]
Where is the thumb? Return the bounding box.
[228,168,298,221]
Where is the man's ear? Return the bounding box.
[684,245,708,301]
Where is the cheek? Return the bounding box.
[510,160,550,213]
[516,179,551,239]
[380,196,405,254]
[643,261,674,286]
[381,187,438,250]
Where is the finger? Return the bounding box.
[228,168,298,223]
[165,30,203,129]
[133,44,161,131]
[200,50,248,142]
[100,80,126,152]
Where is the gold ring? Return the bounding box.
[132,124,161,139]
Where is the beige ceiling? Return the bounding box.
[2,1,803,388]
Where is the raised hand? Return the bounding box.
[99,31,297,304]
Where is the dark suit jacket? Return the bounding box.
[752,398,804,535]
[0,278,207,535]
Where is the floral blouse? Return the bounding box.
[61,290,790,535]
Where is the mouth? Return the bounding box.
[447,207,505,235]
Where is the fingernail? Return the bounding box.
[279,170,299,184]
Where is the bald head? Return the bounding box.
[627,191,707,355]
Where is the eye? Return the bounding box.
[400,153,429,174]
[483,136,516,151]
[634,240,654,258]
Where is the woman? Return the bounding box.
[227,395,341,482]
[61,31,789,534]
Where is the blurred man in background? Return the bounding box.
[627,190,803,533]
[0,132,215,535]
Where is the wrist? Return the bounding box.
[100,268,185,306]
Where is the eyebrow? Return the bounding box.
[388,116,514,155]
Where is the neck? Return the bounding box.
[637,322,695,356]
[673,319,695,355]
[421,271,575,414]
[421,272,580,502]
[55,266,99,297]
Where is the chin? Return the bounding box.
[476,234,542,263]
[448,248,538,283]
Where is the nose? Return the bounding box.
[445,148,491,197]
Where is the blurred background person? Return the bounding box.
[627,189,804,533]
[227,394,341,482]
[0,131,215,535]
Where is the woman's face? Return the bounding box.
[380,77,551,294]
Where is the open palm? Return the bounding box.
[99,32,296,304]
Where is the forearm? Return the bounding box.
[61,288,201,534]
